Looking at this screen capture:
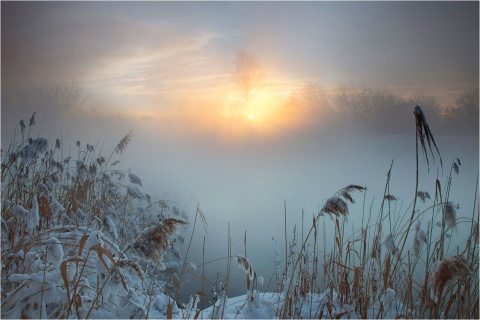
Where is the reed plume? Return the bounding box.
[29,112,36,127]
[444,201,458,235]
[432,255,472,294]
[453,158,461,175]
[384,234,398,256]
[340,184,367,202]
[417,191,431,203]
[128,172,142,186]
[413,105,442,169]
[413,220,427,257]
[236,255,254,281]
[321,197,348,218]
[384,194,397,201]
[116,131,133,154]
[31,138,49,154]
[117,260,145,281]
[130,217,187,270]
[320,184,366,218]
[20,119,26,137]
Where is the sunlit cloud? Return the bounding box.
[2,1,477,140]
[83,23,227,95]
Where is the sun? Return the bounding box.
[217,85,304,138]
[243,95,277,122]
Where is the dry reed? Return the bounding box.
[432,255,472,295]
[444,201,458,234]
[236,255,254,281]
[384,194,397,201]
[130,217,188,269]
[320,184,366,218]
[417,190,431,203]
[413,105,442,168]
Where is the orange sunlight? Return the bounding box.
[123,71,316,144]
[133,81,320,145]
[221,89,294,132]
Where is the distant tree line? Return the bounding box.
[3,80,88,116]
[286,84,478,135]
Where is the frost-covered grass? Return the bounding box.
[1,115,192,318]
[1,108,478,319]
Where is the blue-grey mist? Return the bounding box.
[2,102,478,306]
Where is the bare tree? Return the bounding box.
[40,80,87,114]
[2,80,88,117]
[233,50,264,104]
[287,83,333,115]
[445,88,479,118]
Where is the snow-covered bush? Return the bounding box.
[1,114,189,318]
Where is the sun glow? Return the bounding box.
[205,86,310,141]
[156,80,315,143]
[242,94,282,121]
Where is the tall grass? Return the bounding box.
[1,106,478,319]
[270,105,478,319]
[1,115,194,318]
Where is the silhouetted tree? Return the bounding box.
[4,80,87,115]
[233,50,264,104]
[445,88,479,118]
[286,83,334,116]
[41,80,87,113]
[443,88,479,134]
[333,84,399,117]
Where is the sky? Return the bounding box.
[2,1,479,123]
[2,1,479,301]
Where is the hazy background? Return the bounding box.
[2,1,478,304]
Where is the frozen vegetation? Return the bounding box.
[1,107,478,319]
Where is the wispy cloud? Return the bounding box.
[3,1,477,119]
[81,19,230,97]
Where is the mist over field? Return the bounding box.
[1,1,478,318]
[2,90,478,305]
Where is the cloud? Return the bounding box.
[3,3,231,100]
[3,1,477,123]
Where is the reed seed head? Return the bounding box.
[236,255,255,280]
[384,194,397,201]
[320,184,366,219]
[417,191,431,203]
[432,255,472,294]
[128,172,142,186]
[130,218,187,269]
[384,234,397,256]
[29,112,36,127]
[445,201,457,234]
[413,105,442,169]
[321,196,348,217]
[116,131,133,154]
[20,119,26,135]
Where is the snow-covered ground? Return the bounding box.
[184,289,405,319]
